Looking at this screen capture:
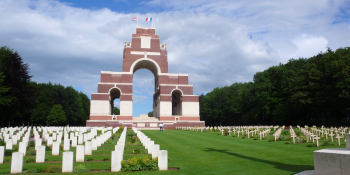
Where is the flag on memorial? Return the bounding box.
[146,18,152,22]
[132,17,137,21]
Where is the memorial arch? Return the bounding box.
[87,27,205,129]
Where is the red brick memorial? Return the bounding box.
[86,27,205,129]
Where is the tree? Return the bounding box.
[0,46,33,127]
[46,104,67,126]
[113,107,120,115]
[148,111,153,117]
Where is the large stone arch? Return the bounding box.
[88,27,204,128]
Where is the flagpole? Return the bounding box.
[137,16,138,27]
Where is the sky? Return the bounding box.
[0,0,349,117]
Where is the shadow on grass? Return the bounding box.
[204,148,313,174]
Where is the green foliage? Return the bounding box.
[28,150,36,156]
[0,140,5,146]
[28,141,35,147]
[103,157,110,161]
[200,47,350,127]
[133,148,141,154]
[74,164,88,173]
[25,157,35,163]
[46,146,52,151]
[307,144,314,147]
[113,107,120,115]
[4,149,12,156]
[46,104,67,126]
[148,111,153,117]
[45,165,62,173]
[0,46,33,127]
[86,157,94,161]
[121,156,159,172]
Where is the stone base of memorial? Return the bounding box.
[296,133,350,175]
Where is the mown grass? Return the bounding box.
[0,129,345,175]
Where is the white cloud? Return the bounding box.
[291,34,329,58]
[0,0,349,99]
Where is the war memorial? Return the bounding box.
[86,27,205,129]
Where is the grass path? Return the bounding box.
[139,129,345,175]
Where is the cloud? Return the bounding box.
[0,0,349,101]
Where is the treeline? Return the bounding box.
[200,47,350,127]
[0,46,90,127]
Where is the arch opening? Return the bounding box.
[109,88,121,115]
[172,89,182,116]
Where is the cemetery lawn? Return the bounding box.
[0,130,345,175]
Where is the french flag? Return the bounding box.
[146,18,152,22]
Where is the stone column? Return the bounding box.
[62,152,73,173]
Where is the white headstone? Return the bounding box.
[36,146,46,163]
[10,152,23,174]
[0,146,4,164]
[92,139,97,150]
[76,145,85,162]
[64,139,70,151]
[147,141,154,154]
[62,151,73,173]
[158,150,168,170]
[35,139,42,150]
[151,144,160,159]
[47,137,53,146]
[18,142,27,156]
[6,139,13,150]
[111,150,122,172]
[85,141,92,155]
[52,142,60,156]
[71,137,77,147]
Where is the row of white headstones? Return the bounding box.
[0,126,168,173]
[177,125,349,145]
[177,126,273,139]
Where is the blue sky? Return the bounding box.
[0,0,349,117]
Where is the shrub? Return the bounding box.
[28,141,35,147]
[86,157,94,161]
[46,146,52,151]
[25,157,35,163]
[103,157,110,161]
[0,140,5,146]
[74,164,88,173]
[133,149,141,154]
[4,149,13,156]
[60,144,63,151]
[118,126,124,132]
[307,144,314,147]
[28,150,36,156]
[242,136,246,139]
[121,156,158,172]
[45,165,62,173]
[36,168,45,173]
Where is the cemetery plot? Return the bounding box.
[176,125,348,148]
[0,126,166,174]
